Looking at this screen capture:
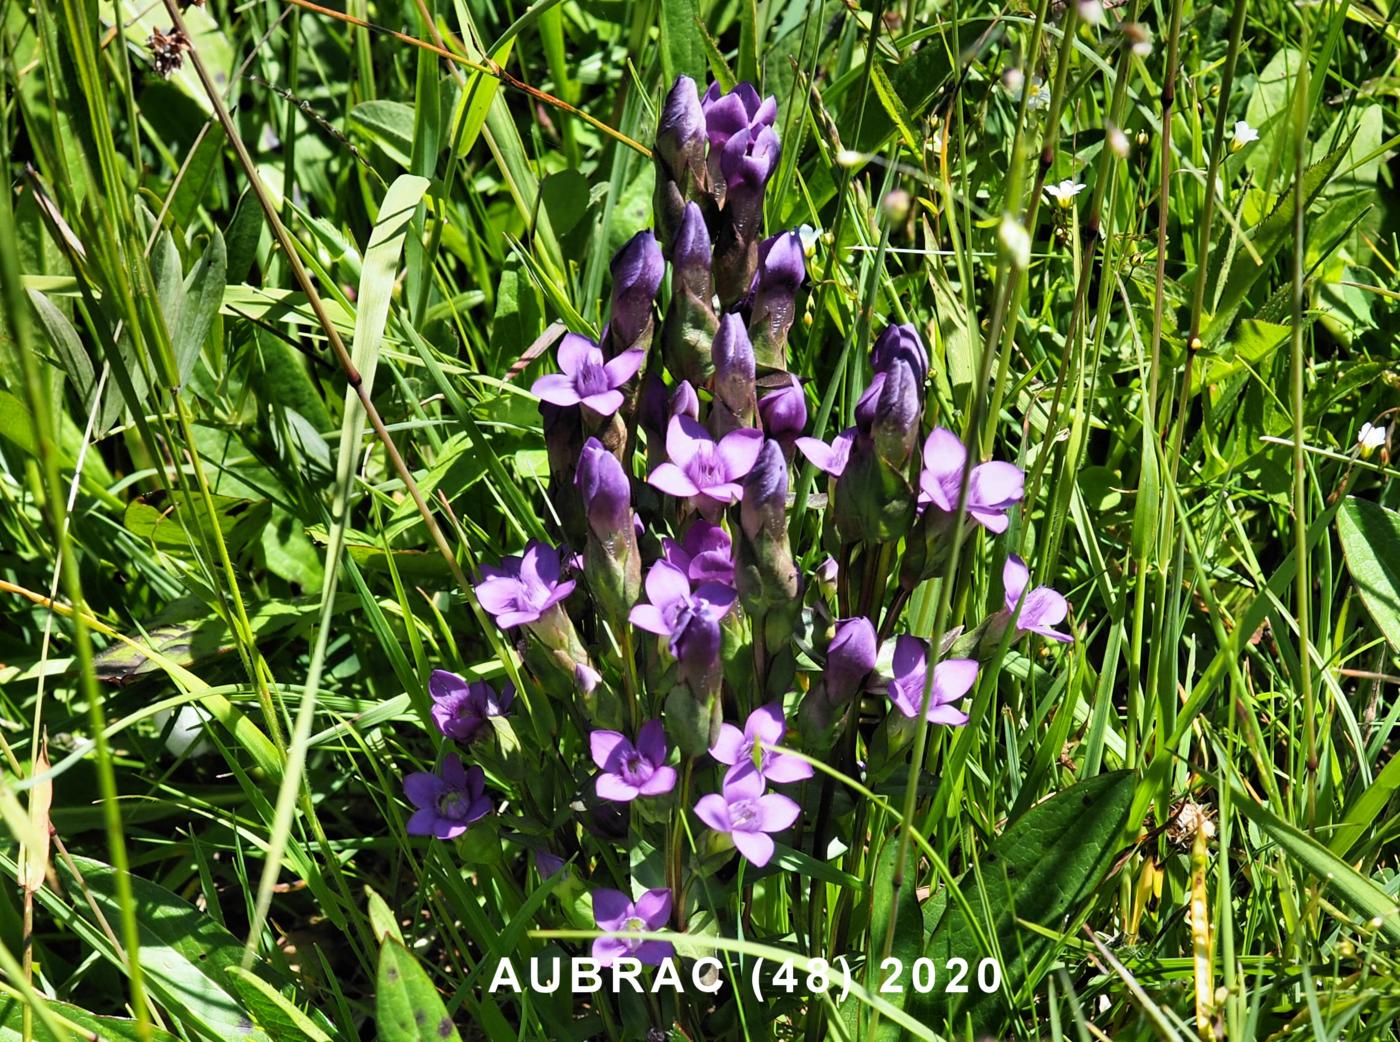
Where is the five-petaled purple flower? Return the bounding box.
[532,333,644,418]
[591,888,674,966]
[429,669,514,744]
[694,769,800,868]
[648,415,764,515]
[886,635,980,726]
[474,541,575,628]
[628,560,736,658]
[403,754,491,839]
[918,427,1025,533]
[710,703,813,784]
[662,520,735,587]
[1003,555,1073,642]
[591,721,678,802]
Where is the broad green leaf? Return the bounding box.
[1231,785,1400,943]
[1192,319,1290,394]
[909,771,1136,1034]
[660,0,706,83]
[376,940,463,1042]
[0,994,182,1042]
[226,967,335,1042]
[350,101,416,168]
[366,886,405,944]
[176,228,226,389]
[27,287,95,406]
[1338,498,1400,651]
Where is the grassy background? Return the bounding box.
[1,0,1399,1038]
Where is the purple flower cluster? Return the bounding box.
[397,76,1079,973]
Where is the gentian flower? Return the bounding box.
[647,415,764,516]
[918,427,1025,533]
[748,231,806,369]
[531,332,644,418]
[694,769,800,868]
[604,231,665,353]
[758,374,807,442]
[661,203,720,385]
[710,703,813,784]
[1002,554,1073,642]
[591,888,674,966]
[701,81,778,155]
[824,617,878,706]
[654,76,708,251]
[662,521,734,586]
[590,720,677,802]
[474,541,576,629]
[795,428,856,477]
[429,668,514,744]
[886,635,979,726]
[871,323,929,383]
[628,560,737,660]
[711,312,758,434]
[576,437,641,618]
[403,754,491,839]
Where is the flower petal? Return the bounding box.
[716,427,764,480]
[639,765,677,796]
[403,772,444,809]
[557,332,595,376]
[694,793,732,832]
[628,604,671,636]
[636,720,669,765]
[633,888,672,929]
[667,414,711,468]
[591,888,632,930]
[1020,586,1068,630]
[406,808,438,836]
[432,818,468,840]
[474,576,524,619]
[603,348,646,387]
[763,754,814,783]
[581,389,625,417]
[1002,554,1030,613]
[647,462,701,498]
[596,774,640,802]
[531,373,581,407]
[746,703,786,746]
[634,940,675,966]
[932,659,980,706]
[969,461,1025,511]
[709,723,746,765]
[754,793,801,832]
[644,561,692,613]
[924,703,970,727]
[721,766,765,802]
[590,730,629,771]
[731,830,775,868]
[593,936,630,966]
[428,668,467,703]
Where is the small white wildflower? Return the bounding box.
[1107,124,1130,159]
[1043,179,1087,208]
[1230,120,1259,152]
[1028,82,1052,111]
[836,148,865,168]
[998,215,1031,270]
[1002,67,1026,97]
[1077,0,1105,25]
[796,224,821,258]
[1124,22,1154,57]
[1357,421,1388,455]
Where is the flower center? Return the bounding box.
[729,799,759,830]
[624,916,646,933]
[688,445,726,488]
[618,750,650,786]
[573,359,611,398]
[437,790,470,820]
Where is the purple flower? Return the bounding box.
[871,323,929,383]
[576,437,632,540]
[606,231,665,351]
[752,231,807,302]
[672,202,713,290]
[657,77,706,176]
[701,81,778,153]
[694,769,800,868]
[718,124,781,198]
[871,358,921,466]
[661,521,734,586]
[918,427,1025,534]
[531,333,645,417]
[886,635,979,726]
[711,313,757,432]
[710,703,813,784]
[825,617,877,706]
[670,380,700,421]
[474,541,576,628]
[403,754,491,839]
[628,560,736,660]
[590,721,677,802]
[647,415,764,514]
[796,428,856,477]
[428,669,514,744]
[535,850,566,879]
[591,888,674,966]
[1003,554,1073,642]
[759,375,807,441]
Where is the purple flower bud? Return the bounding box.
[657,76,707,179]
[670,380,700,421]
[575,662,603,694]
[576,437,632,540]
[824,617,877,706]
[672,203,713,294]
[606,231,664,353]
[535,850,566,878]
[638,373,669,436]
[758,374,806,441]
[872,358,921,467]
[739,439,788,543]
[871,323,929,384]
[712,312,757,433]
[662,204,720,385]
[736,440,799,624]
[748,232,806,370]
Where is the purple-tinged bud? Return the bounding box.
[713,125,781,308]
[871,323,929,383]
[655,76,708,252]
[759,374,806,442]
[670,380,700,421]
[718,124,781,199]
[576,437,632,539]
[639,373,669,436]
[662,203,720,386]
[575,663,602,695]
[854,372,885,433]
[736,440,799,640]
[824,617,877,707]
[605,231,665,354]
[576,437,641,620]
[740,439,788,543]
[711,313,757,435]
[541,401,586,544]
[872,358,921,468]
[748,231,806,371]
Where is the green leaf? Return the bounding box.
[909,771,1136,1034]
[0,994,183,1042]
[177,228,226,388]
[350,101,416,168]
[27,287,95,406]
[1337,497,1400,651]
[1230,785,1400,943]
[660,0,706,83]
[226,967,336,1042]
[366,886,404,944]
[376,939,463,1042]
